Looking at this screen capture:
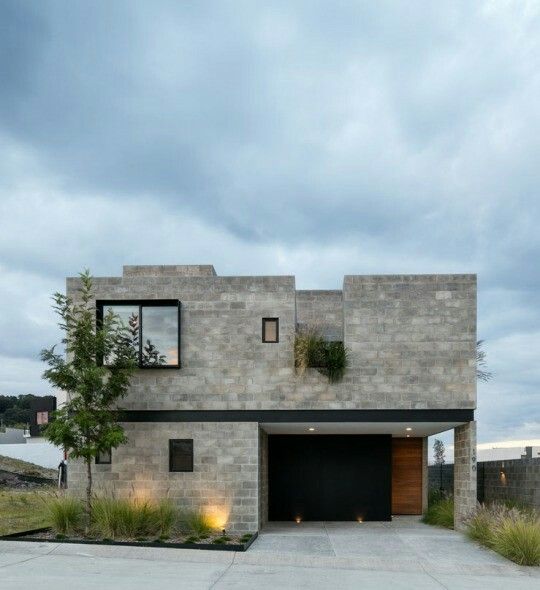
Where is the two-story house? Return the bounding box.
[67,265,477,533]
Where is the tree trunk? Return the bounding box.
[85,457,92,534]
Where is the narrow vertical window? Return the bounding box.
[169,439,194,472]
[262,318,279,343]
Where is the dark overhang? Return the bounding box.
[117,409,474,423]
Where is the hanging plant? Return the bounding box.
[294,328,348,383]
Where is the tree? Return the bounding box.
[41,270,137,529]
[433,439,446,492]
[476,340,492,382]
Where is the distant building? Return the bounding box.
[0,427,27,445]
[477,445,540,462]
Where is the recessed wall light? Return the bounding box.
[406,427,412,431]
[308,427,315,431]
[406,434,410,438]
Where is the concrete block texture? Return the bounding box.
[454,421,477,530]
[66,270,477,411]
[68,422,259,533]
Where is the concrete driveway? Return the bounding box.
[0,517,538,589]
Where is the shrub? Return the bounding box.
[422,497,454,529]
[320,341,348,383]
[155,499,176,537]
[294,330,325,376]
[91,497,163,540]
[467,505,495,547]
[180,509,215,536]
[428,488,446,506]
[46,496,84,535]
[492,518,540,566]
[294,329,348,383]
[466,503,540,566]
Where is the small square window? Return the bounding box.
[96,449,112,465]
[169,439,193,472]
[262,318,279,343]
[36,411,49,425]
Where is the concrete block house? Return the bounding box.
[67,265,477,533]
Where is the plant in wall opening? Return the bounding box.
[41,270,137,532]
[294,328,349,383]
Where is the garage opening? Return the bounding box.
[268,434,392,522]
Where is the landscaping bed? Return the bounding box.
[0,494,257,552]
[423,491,540,567]
[0,527,257,552]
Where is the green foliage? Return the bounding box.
[422,497,454,528]
[294,328,348,383]
[428,488,446,506]
[294,329,325,376]
[90,497,178,540]
[46,495,84,535]
[467,506,495,546]
[492,518,540,566]
[319,341,348,383]
[180,508,216,536]
[0,394,42,427]
[91,497,152,539]
[433,439,445,465]
[154,499,176,537]
[466,503,540,566]
[40,270,137,521]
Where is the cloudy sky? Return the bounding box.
[1,1,539,447]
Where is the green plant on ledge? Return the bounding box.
[294,328,348,383]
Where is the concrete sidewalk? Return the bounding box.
[0,518,538,589]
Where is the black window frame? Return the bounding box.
[96,299,181,369]
[169,439,194,472]
[262,317,279,343]
[95,449,112,465]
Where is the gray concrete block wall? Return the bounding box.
[66,269,477,411]
[295,290,343,341]
[68,422,259,533]
[343,274,476,410]
[482,458,540,508]
[454,422,477,530]
[431,459,540,510]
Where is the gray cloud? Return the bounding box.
[0,0,539,443]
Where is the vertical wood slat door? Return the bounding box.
[392,438,423,515]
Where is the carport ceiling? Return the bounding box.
[260,421,464,437]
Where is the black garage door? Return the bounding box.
[268,435,391,521]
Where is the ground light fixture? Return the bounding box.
[295,517,301,524]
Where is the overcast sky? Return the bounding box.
[1,1,539,447]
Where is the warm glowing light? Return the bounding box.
[308,427,315,432]
[203,505,230,529]
[406,427,412,431]
[295,517,301,524]
[406,434,410,438]
[357,517,363,523]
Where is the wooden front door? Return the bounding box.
[392,438,423,515]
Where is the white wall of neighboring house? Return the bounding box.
[0,441,62,468]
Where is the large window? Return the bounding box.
[169,439,193,472]
[97,300,180,368]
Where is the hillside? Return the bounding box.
[0,454,56,480]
